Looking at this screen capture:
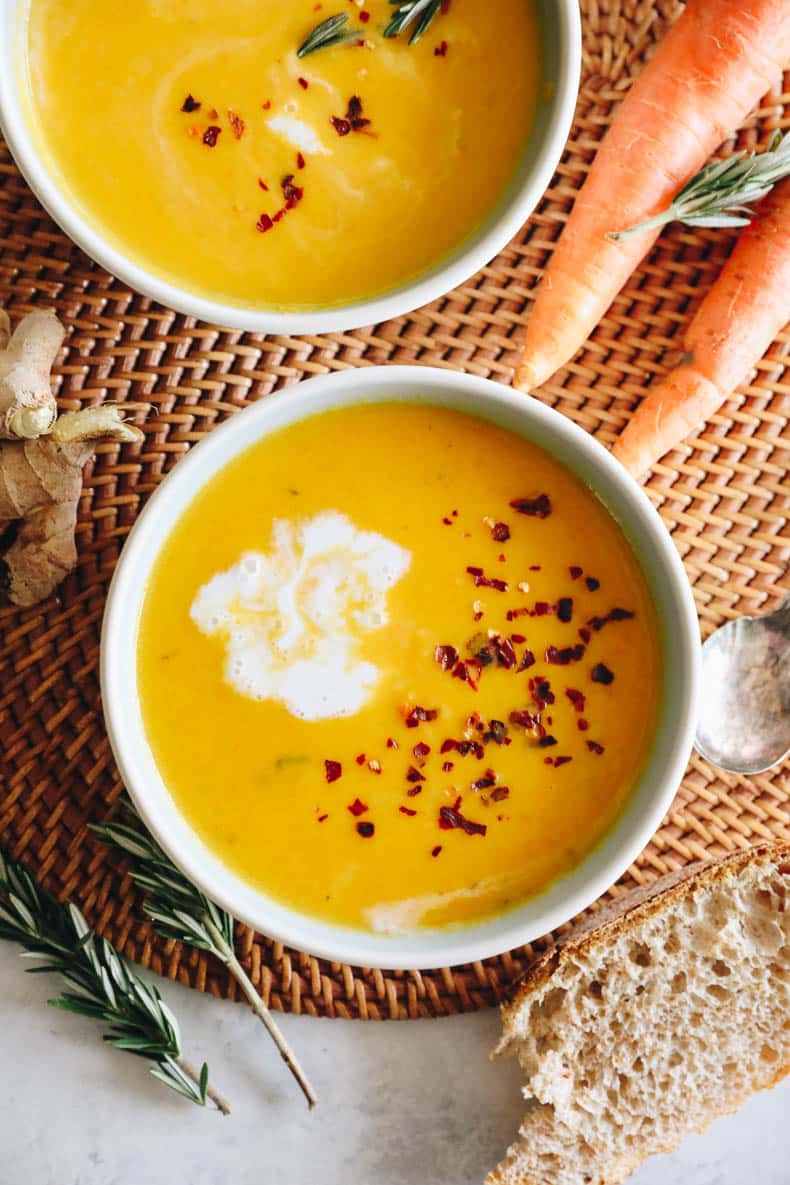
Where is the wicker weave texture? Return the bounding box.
[0,0,788,1019]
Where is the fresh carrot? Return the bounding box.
[613,178,790,476]
[515,0,790,392]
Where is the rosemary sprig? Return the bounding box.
[0,847,228,1113]
[92,814,318,1109]
[385,0,445,44]
[297,14,361,58]
[609,129,790,240]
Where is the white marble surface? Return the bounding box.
[1,948,788,1185]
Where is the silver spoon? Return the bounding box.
[695,593,790,775]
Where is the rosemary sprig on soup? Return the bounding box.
[137,403,661,935]
[23,1,538,310]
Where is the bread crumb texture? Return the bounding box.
[489,845,790,1185]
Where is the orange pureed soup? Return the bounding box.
[138,403,661,933]
[23,0,540,309]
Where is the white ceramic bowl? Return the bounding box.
[102,366,700,969]
[0,2,581,334]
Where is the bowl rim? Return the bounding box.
[101,366,701,970]
[0,1,582,335]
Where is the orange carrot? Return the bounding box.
[613,178,790,475]
[515,0,790,392]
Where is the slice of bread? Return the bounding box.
[488,842,790,1185]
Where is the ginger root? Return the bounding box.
[0,308,64,440]
[0,309,145,608]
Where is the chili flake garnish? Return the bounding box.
[434,39,449,56]
[297,151,306,170]
[510,494,552,519]
[442,761,454,773]
[281,174,304,209]
[406,786,423,798]
[258,178,270,192]
[298,76,309,89]
[317,813,329,823]
[491,786,510,802]
[357,821,375,838]
[554,756,573,768]
[434,644,458,671]
[202,126,222,147]
[413,742,431,760]
[545,643,586,666]
[569,565,583,580]
[565,688,586,712]
[585,576,601,592]
[471,773,496,793]
[532,678,555,707]
[578,718,590,731]
[509,709,538,729]
[355,753,366,765]
[557,597,573,623]
[368,759,382,774]
[324,759,342,783]
[438,806,487,837]
[399,806,417,817]
[348,798,369,817]
[406,766,426,783]
[519,648,536,671]
[490,521,510,542]
[431,845,443,858]
[537,735,558,748]
[578,627,592,644]
[331,94,373,136]
[483,719,509,746]
[591,663,615,685]
[386,737,399,750]
[228,109,245,140]
[404,705,439,728]
[181,94,201,113]
[466,566,508,592]
[588,607,635,632]
[587,740,605,755]
[256,213,274,234]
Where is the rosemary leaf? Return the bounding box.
[385,0,445,44]
[609,129,790,240]
[297,13,360,58]
[92,811,318,1109]
[0,846,228,1113]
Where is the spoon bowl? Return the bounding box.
[696,594,790,775]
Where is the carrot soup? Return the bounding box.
[137,403,662,933]
[22,0,540,309]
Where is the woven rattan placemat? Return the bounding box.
[1,1,788,1020]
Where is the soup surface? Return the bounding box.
[23,0,539,309]
[138,403,662,933]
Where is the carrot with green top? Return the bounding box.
[514,0,790,392]
[613,177,790,475]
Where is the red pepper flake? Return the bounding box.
[451,659,481,691]
[588,607,636,632]
[324,759,342,783]
[331,94,372,137]
[262,99,272,110]
[357,821,375,838]
[348,798,369,817]
[281,174,304,209]
[537,735,558,748]
[298,76,309,90]
[207,107,218,119]
[360,9,370,21]
[585,576,601,592]
[510,494,551,519]
[587,740,605,755]
[554,756,573,768]
[578,718,590,731]
[557,597,573,624]
[591,663,615,685]
[203,126,222,147]
[565,688,586,712]
[490,521,510,542]
[530,564,542,572]
[578,627,592,644]
[534,601,553,617]
[510,709,538,729]
[471,773,496,793]
[434,644,458,671]
[404,705,439,728]
[406,766,426,783]
[439,806,487,837]
[510,633,526,644]
[544,756,554,765]
[546,643,586,666]
[406,786,423,798]
[317,813,329,823]
[532,677,555,707]
[519,648,536,671]
[258,178,270,191]
[228,109,245,140]
[272,209,286,223]
[355,753,366,765]
[181,94,201,113]
[466,566,508,592]
[431,845,443,858]
[331,115,351,137]
[399,806,417,817]
[368,759,382,774]
[256,213,274,234]
[434,39,449,56]
[442,761,454,773]
[483,719,509,746]
[442,516,453,525]
[386,737,399,750]
[413,742,431,760]
[296,151,306,170]
[491,786,510,802]
[569,565,583,580]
